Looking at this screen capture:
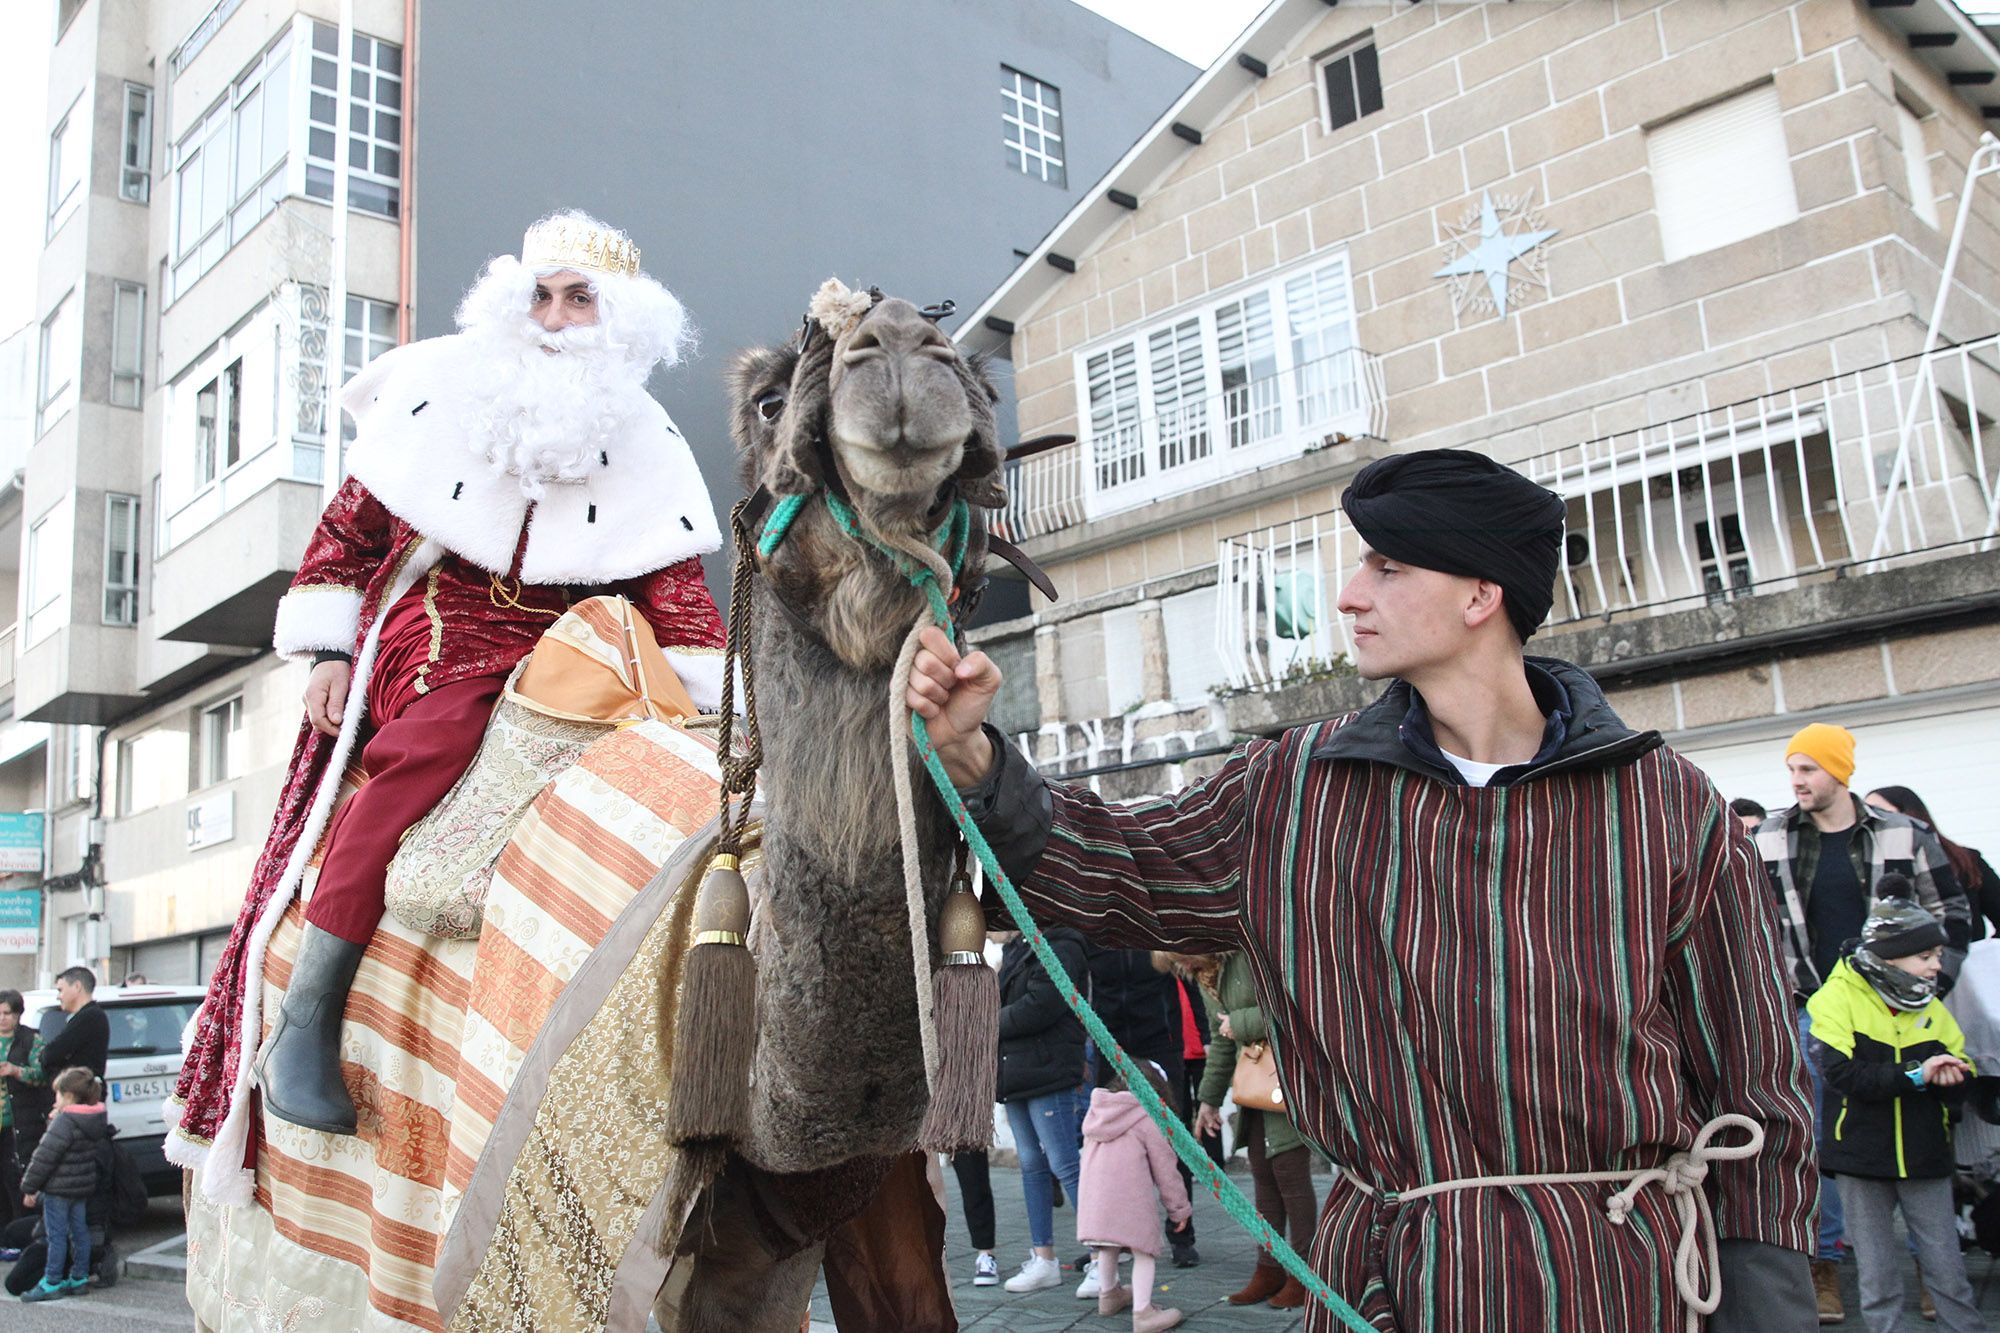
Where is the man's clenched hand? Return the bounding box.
[905,625,1002,787]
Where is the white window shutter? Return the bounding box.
[1898,103,1938,229]
[1646,84,1799,262]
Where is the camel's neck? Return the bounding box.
[738,575,955,1174]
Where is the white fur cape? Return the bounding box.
[340,334,720,584]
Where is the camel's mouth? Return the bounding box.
[827,423,968,501]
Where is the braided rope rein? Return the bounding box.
[761,490,1374,1331]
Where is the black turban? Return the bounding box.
[1340,448,1566,642]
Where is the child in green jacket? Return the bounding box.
[1806,876,1980,1331]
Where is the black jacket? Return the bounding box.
[40,1001,109,1080]
[20,1105,110,1199]
[1084,946,1180,1069]
[997,927,1087,1103]
[3,1027,52,1142]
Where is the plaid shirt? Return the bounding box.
[1754,795,1970,998]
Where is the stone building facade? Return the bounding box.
[958,0,2000,850]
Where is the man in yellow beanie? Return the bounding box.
[1754,721,1970,1320]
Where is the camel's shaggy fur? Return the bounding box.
[672,295,1004,1331]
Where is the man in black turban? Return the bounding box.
[905,447,1820,1332]
[1340,447,1566,642]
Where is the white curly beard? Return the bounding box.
[457,318,654,500]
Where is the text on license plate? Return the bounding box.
[111,1078,171,1103]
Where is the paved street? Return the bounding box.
[13,1169,2000,1328]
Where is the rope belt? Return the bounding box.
[1337,1113,1767,1331]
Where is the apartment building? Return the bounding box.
[16,0,1194,986]
[16,0,410,986]
[959,0,2000,855]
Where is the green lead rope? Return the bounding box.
[760,493,1374,1332]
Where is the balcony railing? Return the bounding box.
[1217,334,2000,689]
[0,623,16,706]
[995,347,1386,543]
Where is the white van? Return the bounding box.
[19,984,206,1195]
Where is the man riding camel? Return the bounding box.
[166,212,725,1185]
[909,449,1819,1331]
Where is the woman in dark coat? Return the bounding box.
[0,990,51,1223]
[1868,787,2000,938]
[993,925,1088,1293]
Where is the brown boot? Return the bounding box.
[1811,1258,1845,1324]
[1226,1262,1285,1306]
[1916,1259,1936,1321]
[1268,1276,1308,1309]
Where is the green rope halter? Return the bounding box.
[758,492,1370,1332]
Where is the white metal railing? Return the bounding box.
[0,624,16,701]
[1002,347,1386,542]
[996,443,1085,542]
[1216,334,2000,689]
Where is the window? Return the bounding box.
[111,282,145,407]
[1285,261,1359,428]
[192,358,243,489]
[1148,318,1209,471]
[37,294,80,436]
[104,495,140,626]
[1001,67,1065,187]
[1084,342,1142,491]
[1161,587,1232,703]
[172,28,293,299]
[121,84,153,203]
[200,696,244,786]
[1647,83,1799,262]
[116,725,189,816]
[1216,291,1281,450]
[345,294,398,378]
[26,497,74,648]
[306,24,403,217]
[1317,38,1383,135]
[48,97,86,235]
[1695,512,1752,605]
[1898,100,1938,229]
[1074,252,1363,510]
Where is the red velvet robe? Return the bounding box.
[165,475,723,1180]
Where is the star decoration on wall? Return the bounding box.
[1434,189,1559,319]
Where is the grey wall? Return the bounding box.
[413,0,1192,594]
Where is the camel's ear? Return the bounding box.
[953,359,1008,510]
[766,332,833,497]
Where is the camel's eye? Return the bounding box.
[755,390,786,422]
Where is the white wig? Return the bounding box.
[454,209,696,372]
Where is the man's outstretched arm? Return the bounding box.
[909,626,1255,954]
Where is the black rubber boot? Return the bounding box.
[254,923,365,1134]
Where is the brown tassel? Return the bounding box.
[665,854,757,1147]
[917,887,998,1152]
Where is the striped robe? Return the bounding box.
[972,662,1816,1331]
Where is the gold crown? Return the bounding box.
[521,218,640,278]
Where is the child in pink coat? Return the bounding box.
[1076,1061,1194,1332]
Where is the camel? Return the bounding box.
[660,287,1008,1330]
[180,286,1007,1333]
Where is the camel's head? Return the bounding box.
[729,285,1004,669]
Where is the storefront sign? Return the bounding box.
[0,890,39,954]
[0,813,45,874]
[187,791,235,851]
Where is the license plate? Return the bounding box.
[111,1078,171,1103]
